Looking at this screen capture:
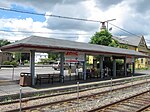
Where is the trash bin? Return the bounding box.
[19,72,32,86]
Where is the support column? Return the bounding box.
[132,57,135,75]
[124,56,127,76]
[83,54,86,80]
[30,50,35,86]
[113,58,116,77]
[60,52,64,82]
[99,56,104,78]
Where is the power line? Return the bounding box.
[0,29,92,35]
[109,23,142,38]
[0,7,100,22]
[0,7,150,42]
[0,7,143,35]
[2,29,150,42]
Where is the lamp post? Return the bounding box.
[100,19,116,31]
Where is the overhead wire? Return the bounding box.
[0,7,150,42]
[108,23,142,38]
[0,29,92,35]
[0,7,100,22]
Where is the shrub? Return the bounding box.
[24,60,29,64]
[3,61,18,67]
[10,61,18,67]
[3,61,11,65]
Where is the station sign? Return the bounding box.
[126,56,134,63]
[65,51,85,62]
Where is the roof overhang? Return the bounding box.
[1,36,149,58]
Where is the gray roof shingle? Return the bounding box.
[112,36,142,47]
[1,35,148,57]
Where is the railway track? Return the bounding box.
[1,79,149,112]
[0,74,149,103]
[142,106,150,112]
[87,91,150,112]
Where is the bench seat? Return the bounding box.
[36,73,64,84]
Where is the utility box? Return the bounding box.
[19,72,32,86]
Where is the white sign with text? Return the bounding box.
[65,51,85,62]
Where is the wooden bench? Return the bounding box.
[51,73,64,83]
[36,74,52,85]
[36,73,64,84]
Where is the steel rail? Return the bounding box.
[3,80,149,112]
[87,90,150,112]
[1,79,149,105]
[136,103,150,112]
[0,78,138,104]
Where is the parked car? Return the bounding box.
[52,61,82,71]
[52,61,69,70]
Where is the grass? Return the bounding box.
[136,67,150,70]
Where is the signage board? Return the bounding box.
[65,51,84,62]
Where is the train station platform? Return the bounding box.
[0,72,148,102]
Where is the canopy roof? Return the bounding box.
[1,36,148,58]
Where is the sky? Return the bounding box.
[0,0,150,46]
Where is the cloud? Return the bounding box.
[0,17,52,41]
[1,0,86,12]
[0,0,150,46]
[94,0,124,11]
[131,0,150,14]
[0,0,99,35]
[46,18,98,32]
[44,0,99,33]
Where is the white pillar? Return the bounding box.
[113,58,116,77]
[99,56,104,78]
[124,56,127,76]
[60,52,64,82]
[83,54,86,80]
[30,50,35,86]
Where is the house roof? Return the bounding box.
[112,36,142,47]
[0,35,148,58]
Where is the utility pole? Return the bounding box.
[100,19,116,31]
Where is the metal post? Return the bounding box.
[77,82,79,111]
[83,54,86,80]
[131,75,133,92]
[132,75,133,85]
[113,59,116,77]
[100,56,104,79]
[124,56,127,76]
[145,74,148,88]
[12,65,14,80]
[30,50,35,86]
[19,88,22,112]
[60,52,64,83]
[132,57,135,75]
[110,78,113,98]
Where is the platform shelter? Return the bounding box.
[1,36,149,86]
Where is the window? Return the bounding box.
[141,59,143,64]
[148,61,150,65]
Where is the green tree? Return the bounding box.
[48,53,59,60]
[0,39,11,47]
[13,52,21,62]
[89,29,120,69]
[90,29,119,47]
